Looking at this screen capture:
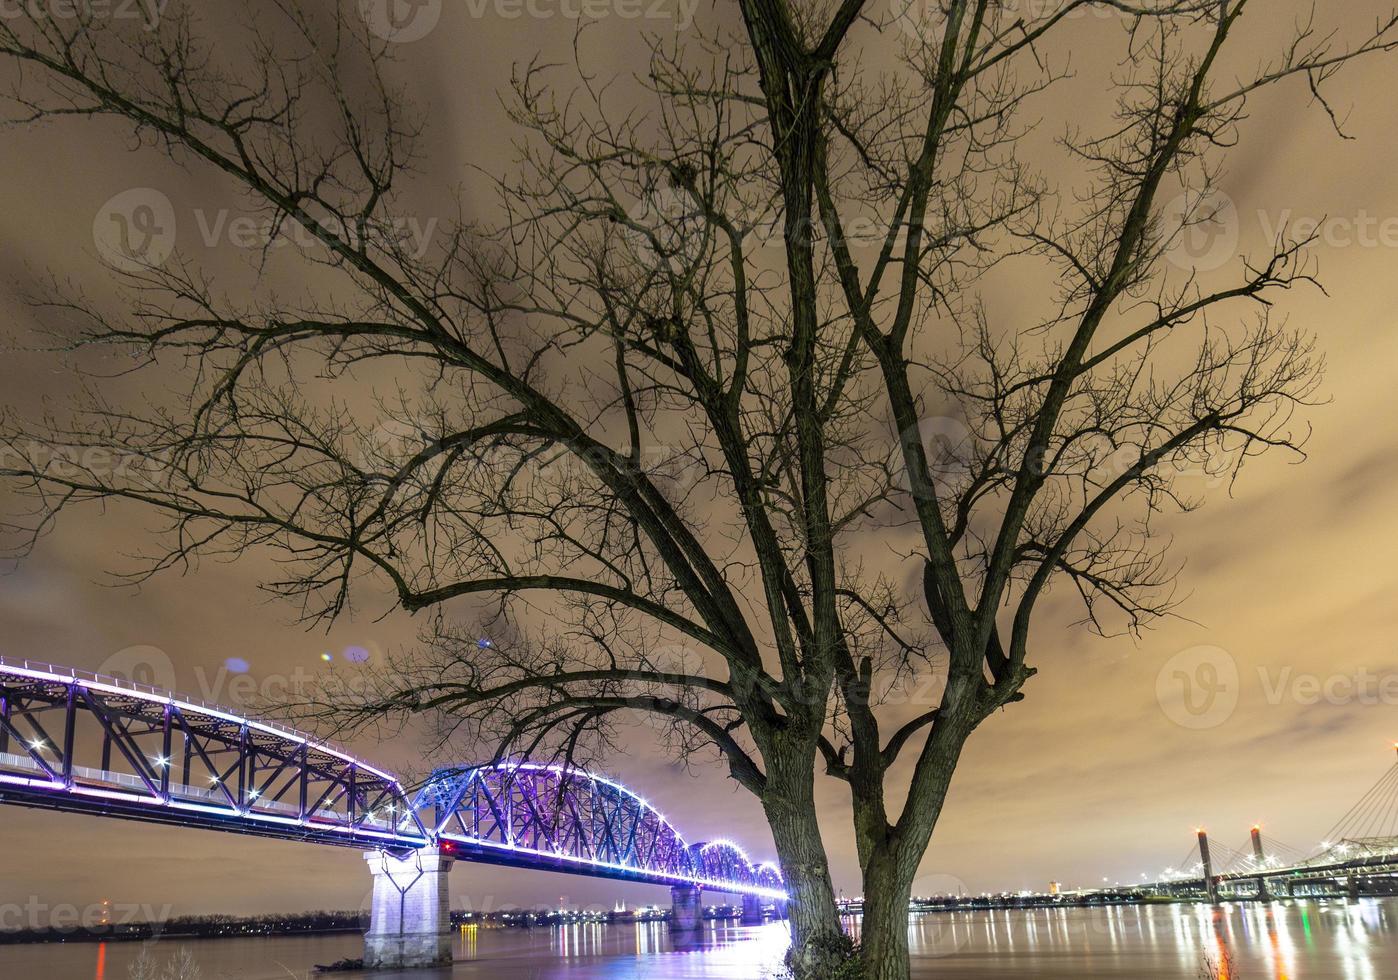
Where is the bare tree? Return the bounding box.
[2,2,1395,977]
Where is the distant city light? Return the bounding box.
[224,657,251,674]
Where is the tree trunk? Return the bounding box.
[763,756,848,978]
[855,707,976,980]
[858,851,918,980]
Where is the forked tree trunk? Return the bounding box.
[855,713,975,980]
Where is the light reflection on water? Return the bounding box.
[3,901,1398,979]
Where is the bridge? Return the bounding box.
[1096,748,1398,906]
[0,658,786,969]
[822,750,1398,919]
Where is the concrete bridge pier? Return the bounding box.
[364,847,454,970]
[670,885,703,932]
[1347,876,1361,902]
[740,893,764,925]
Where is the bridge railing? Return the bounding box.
[0,655,357,761]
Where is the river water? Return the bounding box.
[4,900,1396,979]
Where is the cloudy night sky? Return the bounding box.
[2,0,1397,920]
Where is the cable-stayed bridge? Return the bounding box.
[1112,749,1398,904]
[0,658,784,968]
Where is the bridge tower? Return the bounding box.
[363,846,455,969]
[1251,825,1269,900]
[1198,829,1219,904]
[741,893,765,925]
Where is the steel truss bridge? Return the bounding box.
[0,659,785,900]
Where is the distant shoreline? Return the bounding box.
[0,914,368,947]
[0,926,365,947]
[0,906,670,947]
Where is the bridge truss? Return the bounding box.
[418,762,786,897]
[0,660,784,898]
[0,659,427,846]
